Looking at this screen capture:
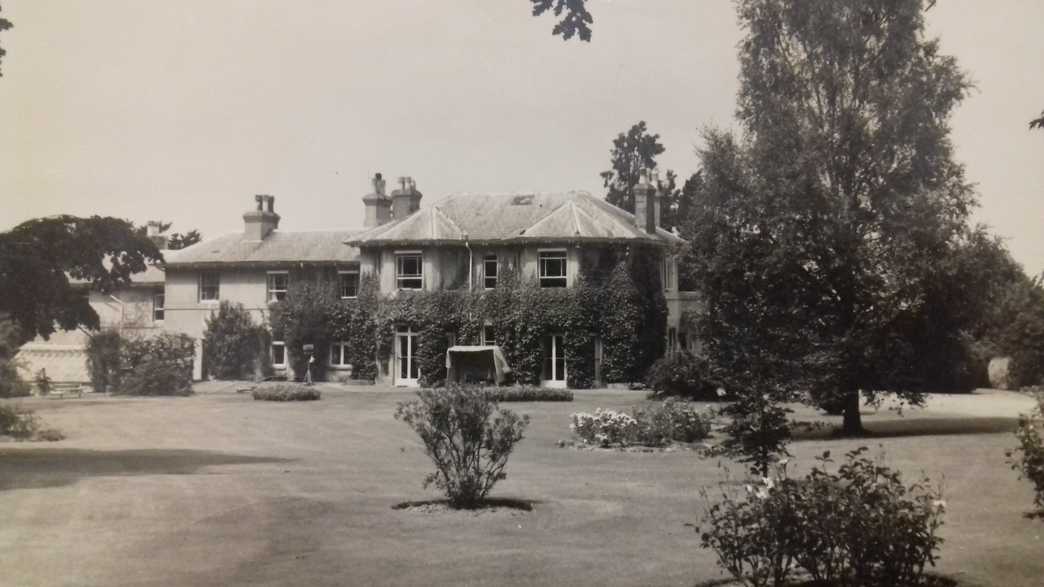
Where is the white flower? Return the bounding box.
[932,499,947,511]
[716,387,727,397]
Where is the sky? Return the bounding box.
[1,0,1042,272]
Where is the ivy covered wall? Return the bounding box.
[268,245,668,388]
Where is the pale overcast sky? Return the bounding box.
[1,1,1042,272]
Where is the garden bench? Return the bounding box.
[48,382,84,399]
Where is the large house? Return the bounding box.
[20,174,699,389]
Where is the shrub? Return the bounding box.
[482,386,573,402]
[395,385,529,509]
[1007,394,1044,514]
[0,357,31,397]
[698,448,946,587]
[644,352,717,399]
[718,393,792,477]
[116,333,195,396]
[85,329,122,393]
[203,301,270,380]
[0,404,40,440]
[252,383,321,401]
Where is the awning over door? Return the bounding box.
[445,345,512,385]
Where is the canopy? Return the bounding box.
[445,345,512,385]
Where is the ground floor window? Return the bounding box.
[329,341,351,367]
[481,324,496,346]
[541,334,566,387]
[271,341,286,368]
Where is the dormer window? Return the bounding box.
[539,250,567,288]
[483,254,498,289]
[396,252,423,290]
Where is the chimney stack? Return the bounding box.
[146,221,168,250]
[362,172,392,227]
[633,169,659,234]
[391,176,423,220]
[243,194,280,240]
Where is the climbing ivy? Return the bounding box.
[269,249,667,388]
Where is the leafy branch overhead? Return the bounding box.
[1032,111,1044,130]
[530,0,593,42]
[0,5,10,76]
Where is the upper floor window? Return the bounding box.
[483,254,498,289]
[199,272,220,302]
[267,271,289,302]
[396,252,423,290]
[339,270,360,299]
[539,250,567,288]
[153,292,165,322]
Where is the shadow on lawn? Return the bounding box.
[693,572,981,587]
[791,417,1018,441]
[392,497,537,512]
[0,448,290,491]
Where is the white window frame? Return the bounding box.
[395,251,424,290]
[541,333,567,388]
[329,341,350,368]
[538,249,568,288]
[267,271,289,303]
[338,269,360,299]
[270,341,286,369]
[152,292,165,322]
[481,324,496,346]
[483,253,498,289]
[199,272,220,302]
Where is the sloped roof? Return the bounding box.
[347,192,683,247]
[164,230,361,268]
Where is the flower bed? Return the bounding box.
[570,399,712,447]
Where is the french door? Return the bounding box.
[395,328,420,387]
[541,334,567,388]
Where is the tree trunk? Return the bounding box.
[841,387,864,436]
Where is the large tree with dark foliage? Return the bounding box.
[0,216,162,345]
[601,121,666,214]
[686,0,976,435]
[167,230,202,250]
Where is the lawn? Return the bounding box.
[0,388,1041,586]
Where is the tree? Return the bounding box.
[1032,111,1044,130]
[203,301,269,380]
[601,121,666,214]
[530,0,593,42]
[0,216,162,345]
[167,230,202,250]
[687,0,974,435]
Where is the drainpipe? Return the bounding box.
[464,233,473,291]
